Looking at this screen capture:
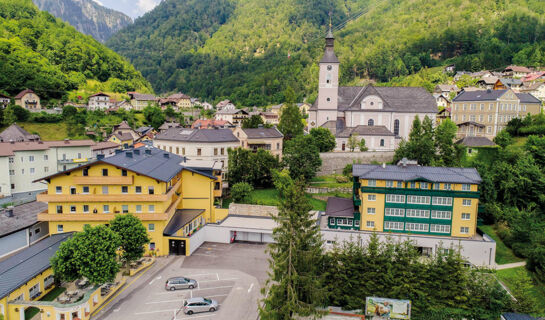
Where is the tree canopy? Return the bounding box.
[309,127,336,152]
[109,214,150,264]
[282,134,322,181]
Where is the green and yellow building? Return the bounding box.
[326,159,482,238]
[35,146,227,256]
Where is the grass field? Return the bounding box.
[12,122,71,140]
[310,175,352,188]
[222,188,327,211]
[497,267,545,316]
[479,224,523,265]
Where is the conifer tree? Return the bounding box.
[260,180,328,319]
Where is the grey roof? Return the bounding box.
[242,128,283,139]
[453,89,507,102]
[159,122,181,130]
[501,313,537,320]
[0,233,71,299]
[320,120,339,136]
[320,48,339,63]
[136,126,153,134]
[500,78,522,86]
[129,93,156,101]
[456,136,496,147]
[215,109,247,115]
[336,125,395,138]
[163,209,205,236]
[343,85,437,113]
[0,201,47,237]
[516,92,541,104]
[0,124,40,142]
[155,128,239,143]
[435,84,458,92]
[477,76,499,85]
[353,163,482,184]
[325,197,355,217]
[457,121,485,128]
[111,132,134,141]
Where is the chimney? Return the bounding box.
[115,149,122,154]
[97,154,105,160]
[134,149,140,155]
[4,206,14,218]
[64,138,69,144]
[145,149,152,155]
[126,151,133,158]
[163,153,169,159]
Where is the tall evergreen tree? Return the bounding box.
[260,180,328,319]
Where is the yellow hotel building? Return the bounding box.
[34,146,226,256]
[326,160,482,238]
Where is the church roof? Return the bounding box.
[336,125,395,138]
[320,49,339,63]
[343,85,437,113]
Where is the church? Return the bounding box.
[308,28,438,151]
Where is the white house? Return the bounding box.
[88,92,110,110]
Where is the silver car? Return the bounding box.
[165,277,197,291]
[183,297,219,315]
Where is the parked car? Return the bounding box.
[183,297,219,315]
[165,277,197,291]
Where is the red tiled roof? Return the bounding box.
[14,89,35,99]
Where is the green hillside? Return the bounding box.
[107,0,545,106]
[0,0,151,103]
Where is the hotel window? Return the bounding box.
[431,210,452,219]
[329,217,335,225]
[354,220,360,227]
[122,169,127,176]
[386,194,405,203]
[366,221,375,228]
[56,186,62,194]
[408,182,416,189]
[406,209,430,218]
[471,104,476,110]
[460,227,469,234]
[432,197,452,206]
[407,195,430,204]
[461,184,471,191]
[488,115,492,122]
[57,225,63,232]
[149,205,155,213]
[122,205,129,213]
[197,148,202,156]
[385,208,404,217]
[396,181,403,188]
[70,205,76,213]
[479,115,483,122]
[420,182,428,189]
[82,186,89,193]
[462,115,466,121]
[135,186,142,194]
[336,218,352,226]
[102,186,108,194]
[386,181,394,188]
[433,183,440,190]
[430,224,451,233]
[148,186,154,194]
[136,205,142,213]
[56,205,63,214]
[70,187,76,195]
[487,126,492,133]
[480,103,484,110]
[367,194,376,201]
[384,221,404,230]
[461,213,471,220]
[102,169,108,176]
[29,155,34,162]
[83,205,89,213]
[367,208,376,214]
[148,223,155,231]
[83,168,88,176]
[462,199,472,206]
[443,183,452,190]
[523,105,526,111]
[122,186,128,194]
[103,205,110,213]
[470,115,476,121]
[214,148,218,156]
[489,103,493,110]
[406,223,429,232]
[367,179,376,187]
[463,104,466,110]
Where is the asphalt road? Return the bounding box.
[92,242,269,320]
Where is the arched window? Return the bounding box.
[368,119,374,126]
[394,119,400,135]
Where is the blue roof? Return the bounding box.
[502,313,537,320]
[353,163,482,184]
[0,233,72,299]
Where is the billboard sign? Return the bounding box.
[365,297,411,320]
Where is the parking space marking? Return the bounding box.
[177,314,217,319]
[197,278,238,283]
[134,309,178,315]
[145,299,182,305]
[191,253,218,257]
[206,294,228,298]
[248,283,254,293]
[194,285,233,291]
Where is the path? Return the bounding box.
[496,261,526,270]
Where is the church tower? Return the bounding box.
[313,26,340,128]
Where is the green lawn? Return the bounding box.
[310,175,352,188]
[222,188,328,211]
[497,267,545,315]
[479,224,523,265]
[13,122,70,140]
[24,307,39,320]
[512,136,528,147]
[40,286,66,301]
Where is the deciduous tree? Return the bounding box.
[282,135,321,181]
[309,127,336,152]
[110,214,150,264]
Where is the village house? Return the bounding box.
[160,93,191,110]
[0,93,10,108]
[191,119,231,129]
[232,127,283,158]
[128,92,157,110]
[504,65,533,78]
[520,82,545,101]
[216,99,236,111]
[14,89,41,110]
[215,109,248,126]
[87,92,110,111]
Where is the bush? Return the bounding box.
[231,182,253,203]
[335,175,349,183]
[342,163,353,177]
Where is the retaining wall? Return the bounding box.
[318,151,394,176]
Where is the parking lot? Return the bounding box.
[94,242,268,320]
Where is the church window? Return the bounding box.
[394,119,400,135]
[327,97,331,102]
[380,139,385,147]
[368,119,374,126]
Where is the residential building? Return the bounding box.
[0,93,10,108]
[260,112,280,125]
[334,125,399,152]
[91,141,121,157]
[215,109,249,125]
[35,147,225,257]
[435,95,451,108]
[160,93,191,110]
[456,136,496,157]
[0,139,95,197]
[504,65,532,78]
[88,92,110,110]
[0,124,40,143]
[297,102,312,115]
[444,64,456,73]
[451,89,542,139]
[14,89,41,110]
[476,76,498,89]
[158,121,182,133]
[191,119,231,129]
[436,107,451,124]
[308,28,437,144]
[495,78,523,90]
[522,71,545,83]
[0,201,49,258]
[154,128,239,174]
[128,92,157,111]
[233,127,283,158]
[117,100,133,111]
[107,132,134,146]
[201,102,213,110]
[520,82,545,101]
[216,99,235,111]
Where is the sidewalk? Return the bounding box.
[496,261,526,270]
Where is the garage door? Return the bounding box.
[235,231,274,243]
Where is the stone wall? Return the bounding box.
[318,151,394,176]
[228,203,278,217]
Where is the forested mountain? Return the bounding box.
[33,0,132,42]
[0,0,151,103]
[107,0,545,106]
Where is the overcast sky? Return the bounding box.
[92,0,161,19]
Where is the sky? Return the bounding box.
[92,0,161,19]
